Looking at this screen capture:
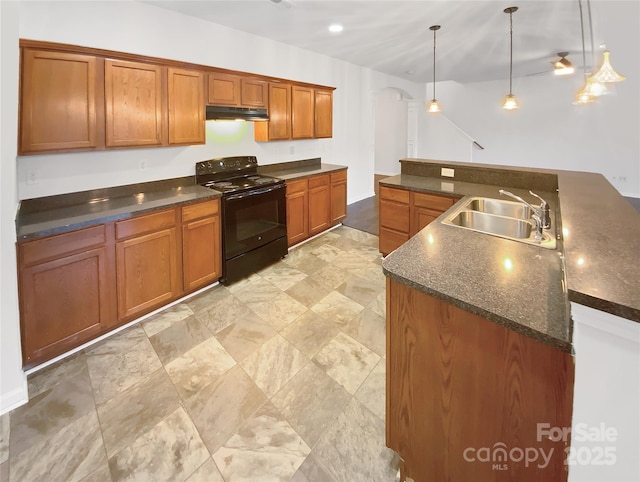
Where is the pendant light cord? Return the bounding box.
[509,10,513,95]
[579,0,588,80]
[586,0,595,69]
[433,28,437,99]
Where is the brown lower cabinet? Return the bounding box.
[115,209,181,320]
[379,186,458,256]
[17,198,221,368]
[386,279,574,481]
[285,170,347,247]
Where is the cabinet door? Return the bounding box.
[116,227,180,320]
[105,59,163,147]
[409,192,456,236]
[256,83,291,141]
[182,200,221,291]
[168,67,205,145]
[410,207,440,237]
[315,89,333,138]
[20,49,98,154]
[308,175,331,236]
[286,179,308,246]
[208,72,240,106]
[241,78,268,108]
[379,227,409,256]
[291,85,314,139]
[330,170,347,225]
[18,224,115,367]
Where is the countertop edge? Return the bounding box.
[384,266,574,354]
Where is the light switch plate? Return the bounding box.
[441,167,455,178]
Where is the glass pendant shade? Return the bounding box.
[589,51,626,83]
[427,99,441,113]
[574,82,596,104]
[502,94,519,110]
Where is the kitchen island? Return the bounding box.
[381,158,640,482]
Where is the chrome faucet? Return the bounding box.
[499,189,551,229]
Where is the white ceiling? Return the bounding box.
[147,0,598,84]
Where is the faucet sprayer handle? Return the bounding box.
[531,214,544,241]
[528,191,550,229]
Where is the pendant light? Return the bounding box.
[589,49,626,83]
[502,7,519,110]
[574,0,595,104]
[427,25,441,113]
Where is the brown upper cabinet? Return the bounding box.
[255,83,291,141]
[168,67,205,145]
[315,89,333,138]
[207,73,267,108]
[20,49,99,154]
[291,86,314,139]
[18,40,333,154]
[255,83,334,142]
[105,59,164,148]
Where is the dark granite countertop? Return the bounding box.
[16,158,348,242]
[381,158,640,353]
[259,157,347,180]
[16,177,221,241]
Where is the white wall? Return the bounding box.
[0,1,28,414]
[416,0,639,197]
[1,0,424,410]
[374,88,408,176]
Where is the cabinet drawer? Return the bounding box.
[380,199,410,232]
[308,174,330,189]
[287,179,308,194]
[411,192,456,212]
[330,170,347,183]
[380,186,410,204]
[116,209,176,240]
[20,225,106,267]
[380,227,409,255]
[181,199,219,223]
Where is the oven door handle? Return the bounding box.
[225,183,285,201]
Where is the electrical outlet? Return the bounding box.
[138,159,147,171]
[27,170,37,185]
[441,167,455,178]
[289,145,295,155]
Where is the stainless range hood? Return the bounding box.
[205,105,269,122]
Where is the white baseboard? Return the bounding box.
[348,191,376,204]
[0,377,29,416]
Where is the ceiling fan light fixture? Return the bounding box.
[554,52,574,76]
[427,25,442,114]
[502,7,519,111]
[589,50,626,83]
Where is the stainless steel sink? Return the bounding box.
[447,211,533,239]
[463,197,531,219]
[442,197,556,249]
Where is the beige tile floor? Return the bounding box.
[0,226,400,482]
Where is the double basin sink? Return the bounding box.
[442,196,557,249]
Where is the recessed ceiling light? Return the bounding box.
[406,70,415,75]
[329,24,343,33]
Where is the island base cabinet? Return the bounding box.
[386,279,575,482]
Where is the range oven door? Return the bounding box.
[223,183,287,262]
